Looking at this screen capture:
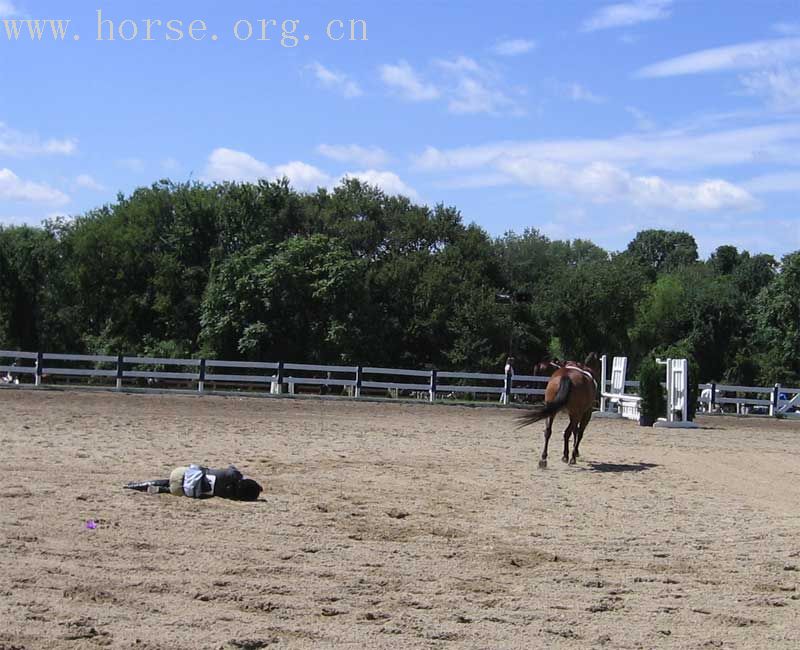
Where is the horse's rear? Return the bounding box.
[517,354,599,468]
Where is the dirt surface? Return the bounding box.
[1,388,799,649]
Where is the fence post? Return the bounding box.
[116,354,124,390]
[355,366,362,398]
[198,359,206,394]
[710,382,716,413]
[599,355,608,412]
[272,361,284,395]
[35,351,43,387]
[503,368,513,405]
[429,369,437,403]
[771,383,781,417]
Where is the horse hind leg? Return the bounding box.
[539,414,555,469]
[570,411,592,464]
[562,419,574,463]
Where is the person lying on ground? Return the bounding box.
[124,463,262,501]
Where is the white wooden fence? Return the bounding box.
[2,349,798,417]
[696,382,800,417]
[0,349,548,404]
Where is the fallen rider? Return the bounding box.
[124,464,262,501]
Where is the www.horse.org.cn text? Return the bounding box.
[1,11,368,46]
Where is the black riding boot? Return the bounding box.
[124,479,170,493]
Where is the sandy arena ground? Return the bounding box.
[1,389,799,650]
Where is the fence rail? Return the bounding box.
[1,349,798,416]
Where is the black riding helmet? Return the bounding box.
[233,478,263,501]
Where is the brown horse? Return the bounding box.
[532,358,563,377]
[517,353,600,468]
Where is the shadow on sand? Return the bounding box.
[583,461,658,473]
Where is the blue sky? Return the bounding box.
[2,0,800,257]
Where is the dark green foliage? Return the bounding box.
[638,357,665,425]
[625,230,698,277]
[0,176,797,385]
[750,251,800,383]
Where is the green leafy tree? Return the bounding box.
[630,265,746,381]
[0,225,62,350]
[751,252,800,383]
[625,230,698,276]
[200,235,365,363]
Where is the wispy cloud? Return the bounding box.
[436,56,524,116]
[317,144,389,168]
[414,123,800,173]
[582,0,673,32]
[626,106,656,130]
[0,122,77,157]
[308,62,363,98]
[0,168,69,205]
[637,37,800,78]
[740,67,800,112]
[0,1,20,17]
[379,61,440,101]
[449,77,520,115]
[74,174,105,191]
[567,82,605,103]
[407,120,800,212]
[491,38,536,56]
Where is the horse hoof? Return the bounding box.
[569,458,576,465]
[538,459,547,469]
[561,456,568,463]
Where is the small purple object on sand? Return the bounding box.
[85,520,97,530]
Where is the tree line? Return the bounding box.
[0,178,797,385]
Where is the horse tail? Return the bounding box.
[515,376,572,429]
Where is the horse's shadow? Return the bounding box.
[581,461,658,473]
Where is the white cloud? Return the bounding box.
[0,2,20,17]
[203,148,272,182]
[203,148,331,191]
[202,148,417,199]
[341,170,419,200]
[449,76,520,115]
[412,122,774,213]
[495,158,756,212]
[74,174,105,191]
[491,38,537,56]
[436,56,524,116]
[273,161,332,191]
[582,0,673,32]
[567,82,605,103]
[637,37,800,78]
[0,168,69,205]
[379,61,440,101]
[308,62,363,98]
[317,144,389,167]
[0,122,77,157]
[626,106,656,130]
[413,122,800,173]
[436,56,484,75]
[740,67,800,112]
